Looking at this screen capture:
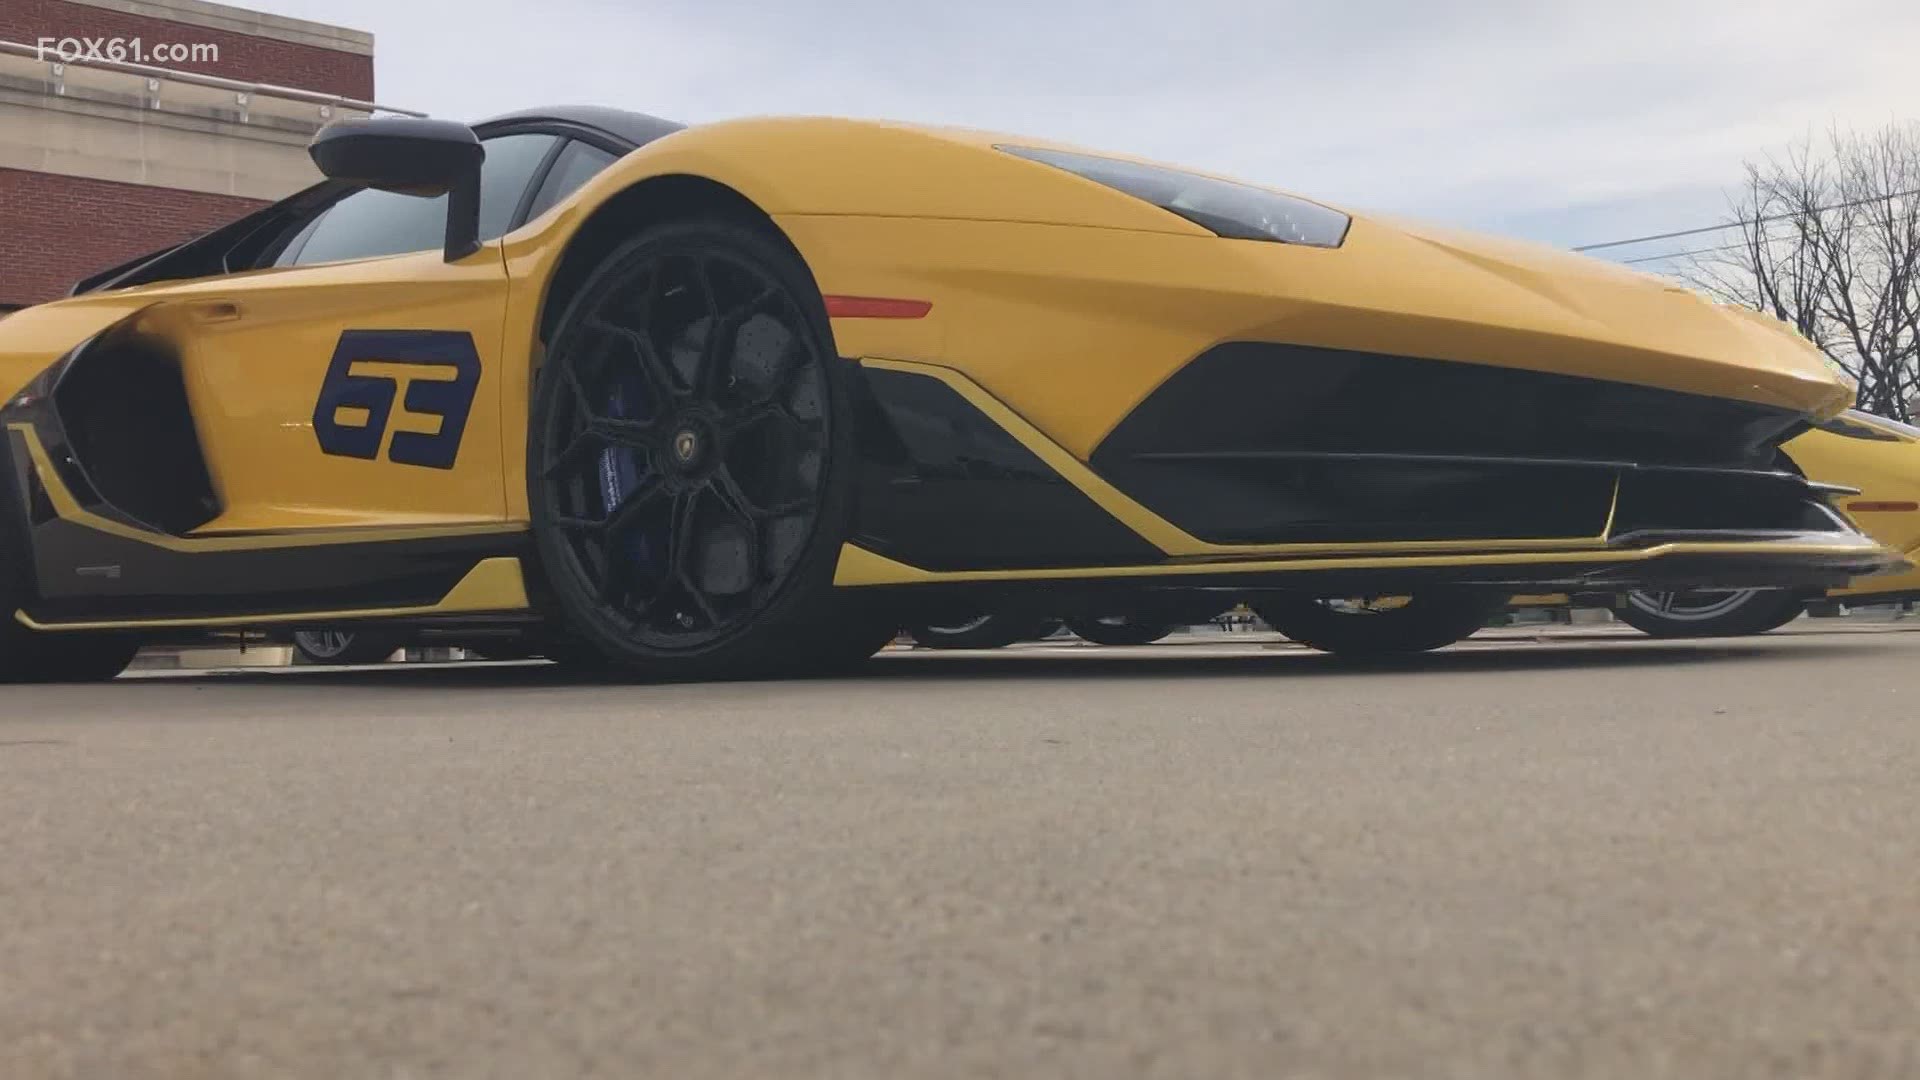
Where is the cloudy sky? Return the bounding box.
[255,0,1920,264]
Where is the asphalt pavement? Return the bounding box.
[5,629,1920,1079]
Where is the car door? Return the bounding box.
[146,131,563,533]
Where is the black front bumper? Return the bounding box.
[1091,341,1823,548]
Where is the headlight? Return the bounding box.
[1000,145,1350,248]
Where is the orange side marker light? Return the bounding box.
[823,296,932,319]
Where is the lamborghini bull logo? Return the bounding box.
[312,329,481,470]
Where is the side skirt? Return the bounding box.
[3,422,533,629]
[19,557,532,632]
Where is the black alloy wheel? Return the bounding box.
[291,628,405,666]
[908,614,1062,650]
[530,220,886,678]
[1254,590,1508,658]
[1064,595,1229,646]
[1616,588,1808,638]
[1063,613,1181,646]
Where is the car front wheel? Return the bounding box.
[291,629,404,666]
[529,218,873,680]
[908,614,1060,650]
[1615,589,1807,638]
[1253,591,1507,657]
[1064,613,1181,646]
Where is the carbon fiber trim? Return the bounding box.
[1092,342,1813,546]
[850,366,1164,570]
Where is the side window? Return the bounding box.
[524,140,620,222]
[475,134,564,241]
[284,133,561,267]
[282,187,444,267]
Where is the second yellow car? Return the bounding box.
[1617,410,1920,636]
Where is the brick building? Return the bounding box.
[0,0,378,311]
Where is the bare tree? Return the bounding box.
[1685,122,1920,421]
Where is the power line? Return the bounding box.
[1619,230,1819,265]
[1571,186,1920,253]
[1575,219,1748,253]
[1620,240,1752,265]
[1614,219,1818,264]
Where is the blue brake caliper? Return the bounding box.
[596,375,659,578]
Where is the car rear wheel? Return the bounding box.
[1064,613,1181,646]
[463,640,541,662]
[1,527,138,681]
[291,629,404,666]
[1253,591,1507,657]
[530,219,870,680]
[1064,595,1229,646]
[0,625,138,683]
[908,614,1059,649]
[1616,589,1807,638]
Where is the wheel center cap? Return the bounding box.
[672,428,700,465]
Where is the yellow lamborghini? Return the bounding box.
[0,105,1900,681]
[1613,410,1920,636]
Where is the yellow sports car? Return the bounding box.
[1615,410,1920,636]
[0,105,1899,681]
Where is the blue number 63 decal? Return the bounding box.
[313,330,481,470]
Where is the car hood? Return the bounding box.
[637,117,1847,416]
[1213,210,1851,418]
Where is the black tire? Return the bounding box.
[464,641,541,662]
[1616,589,1807,638]
[775,601,901,673]
[0,624,138,684]
[1254,590,1508,657]
[532,629,616,673]
[529,218,860,681]
[908,614,1057,650]
[1,508,136,682]
[291,629,405,666]
[1064,614,1181,646]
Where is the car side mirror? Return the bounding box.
[309,117,485,262]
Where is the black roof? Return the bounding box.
[475,105,685,149]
